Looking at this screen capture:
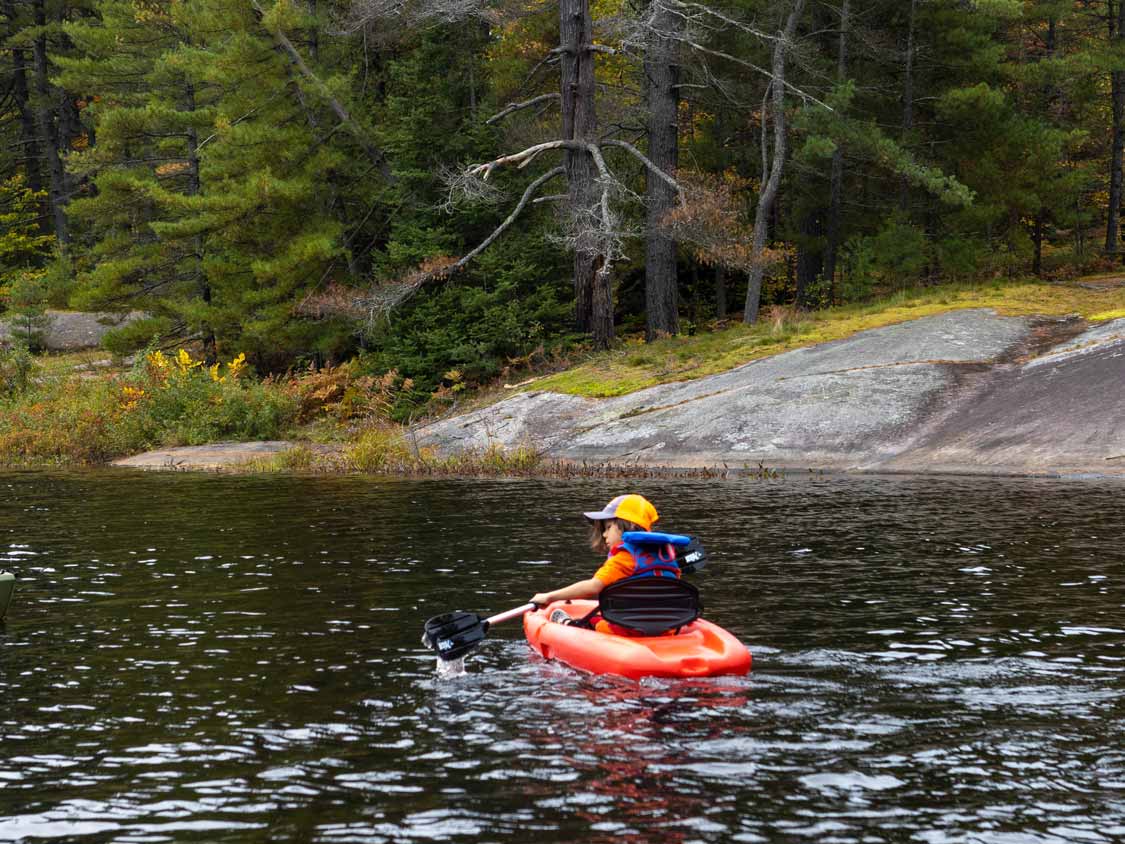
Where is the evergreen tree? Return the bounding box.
[60,0,384,363]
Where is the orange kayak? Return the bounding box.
[523,600,752,680]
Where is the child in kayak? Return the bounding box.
[530,493,679,612]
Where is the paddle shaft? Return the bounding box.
[484,603,537,629]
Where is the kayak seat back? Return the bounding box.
[598,577,703,636]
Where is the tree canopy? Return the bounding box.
[2,0,1124,397]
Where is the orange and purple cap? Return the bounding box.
[583,494,659,531]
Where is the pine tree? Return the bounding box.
[60,0,384,363]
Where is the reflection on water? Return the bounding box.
[0,471,1122,843]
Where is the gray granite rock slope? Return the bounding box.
[415,309,1070,472]
[884,317,1125,475]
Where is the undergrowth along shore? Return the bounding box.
[239,432,785,480]
[2,277,1124,471]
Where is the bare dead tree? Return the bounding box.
[899,0,917,212]
[1107,0,1125,257]
[643,0,682,340]
[347,0,825,344]
[346,0,499,29]
[823,0,850,298]
[360,136,681,336]
[744,0,807,325]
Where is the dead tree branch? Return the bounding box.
[358,166,566,320]
[467,139,588,180]
[486,93,562,125]
[602,139,684,200]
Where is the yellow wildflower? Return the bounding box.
[209,362,224,383]
[147,350,169,369]
[227,352,247,379]
[175,348,201,374]
[120,385,146,410]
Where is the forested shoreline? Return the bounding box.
[3,0,1125,412]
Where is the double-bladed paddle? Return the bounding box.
[423,602,537,661]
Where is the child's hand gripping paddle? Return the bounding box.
[423,603,537,661]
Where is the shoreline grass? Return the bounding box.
[530,277,1125,398]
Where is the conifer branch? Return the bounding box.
[249,0,395,182]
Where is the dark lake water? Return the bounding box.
[0,470,1122,843]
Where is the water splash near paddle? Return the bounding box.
[423,603,537,673]
[435,654,467,678]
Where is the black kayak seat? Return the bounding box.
[598,576,703,636]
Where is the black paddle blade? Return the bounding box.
[679,538,708,574]
[423,611,487,661]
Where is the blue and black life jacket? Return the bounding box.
[620,531,693,579]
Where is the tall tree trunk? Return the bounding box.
[32,0,69,245]
[1107,0,1125,257]
[307,0,319,62]
[823,0,849,296]
[715,266,727,320]
[12,43,48,232]
[1034,13,1056,277]
[1032,212,1044,276]
[744,0,806,324]
[643,0,681,341]
[560,0,601,340]
[899,0,917,212]
[794,210,822,308]
[184,84,216,360]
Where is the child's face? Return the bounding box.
[602,520,624,549]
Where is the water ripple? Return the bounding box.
[0,472,1122,842]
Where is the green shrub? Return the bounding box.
[100,315,175,357]
[935,235,987,282]
[4,271,50,352]
[0,341,35,397]
[360,232,575,419]
[869,216,930,289]
[118,349,297,446]
[0,347,298,466]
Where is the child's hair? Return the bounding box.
[588,518,646,554]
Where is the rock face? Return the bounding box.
[111,441,295,470]
[415,309,1125,477]
[0,310,146,352]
